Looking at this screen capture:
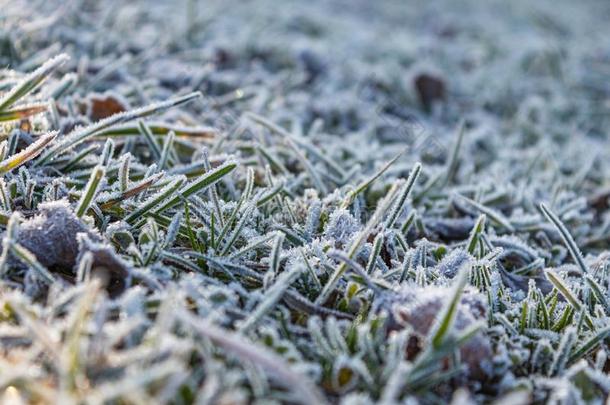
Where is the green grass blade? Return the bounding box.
[585,276,610,314]
[317,182,400,304]
[466,214,486,255]
[455,194,514,232]
[0,131,57,174]
[385,162,421,229]
[37,92,202,165]
[429,267,469,349]
[540,202,589,274]
[0,102,48,122]
[0,54,68,111]
[341,151,405,209]
[124,176,186,223]
[568,326,610,364]
[239,266,301,333]
[76,165,105,217]
[544,269,594,329]
[153,160,237,215]
[10,242,56,285]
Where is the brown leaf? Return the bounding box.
[87,93,129,121]
[414,73,446,110]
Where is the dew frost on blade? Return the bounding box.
[0,131,57,174]
[37,92,202,164]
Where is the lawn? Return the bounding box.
[1,0,610,403]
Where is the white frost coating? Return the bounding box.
[1,0,610,403]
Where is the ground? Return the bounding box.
[1,0,610,403]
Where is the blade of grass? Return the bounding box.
[153,160,237,215]
[366,232,384,274]
[0,131,57,174]
[37,92,202,165]
[455,194,515,232]
[99,172,164,210]
[10,242,56,285]
[158,130,175,170]
[568,326,610,364]
[61,144,100,172]
[0,54,68,111]
[548,326,576,376]
[219,200,257,256]
[119,152,131,192]
[138,120,162,160]
[93,121,216,139]
[316,182,400,304]
[124,176,186,223]
[76,165,105,217]
[178,310,329,405]
[202,148,224,228]
[239,266,301,334]
[247,112,345,178]
[341,151,405,209]
[385,162,421,229]
[269,232,285,277]
[443,121,465,186]
[585,276,610,314]
[229,234,275,259]
[544,269,593,329]
[429,266,470,349]
[466,215,486,255]
[0,102,48,122]
[540,202,589,274]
